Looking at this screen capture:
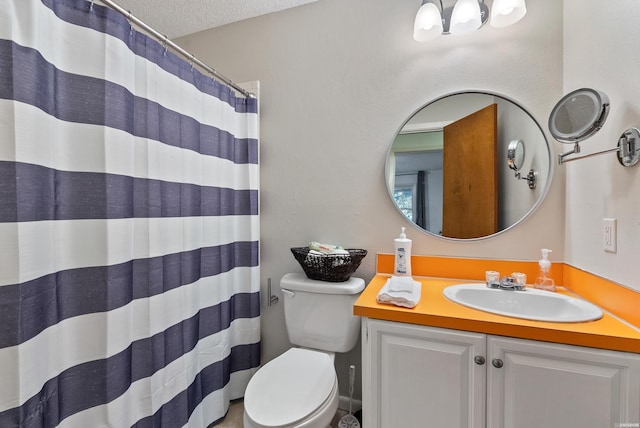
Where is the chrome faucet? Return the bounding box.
[486,275,526,291]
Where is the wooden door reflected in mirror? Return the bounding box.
[443,104,497,239]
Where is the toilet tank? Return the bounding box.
[281,273,365,353]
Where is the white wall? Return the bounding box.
[177,0,565,399]
[497,96,549,228]
[563,0,640,291]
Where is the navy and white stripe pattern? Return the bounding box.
[0,0,260,426]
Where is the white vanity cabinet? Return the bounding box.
[362,318,487,427]
[362,318,640,428]
[487,335,640,428]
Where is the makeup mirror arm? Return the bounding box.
[558,128,640,167]
[512,169,537,189]
[559,145,618,164]
[558,143,581,164]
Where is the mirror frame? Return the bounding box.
[385,90,553,241]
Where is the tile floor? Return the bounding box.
[210,400,350,427]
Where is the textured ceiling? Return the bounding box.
[111,0,319,39]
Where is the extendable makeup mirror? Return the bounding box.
[507,139,536,189]
[507,139,525,170]
[549,88,609,145]
[549,88,640,166]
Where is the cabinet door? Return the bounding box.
[362,318,486,428]
[487,335,640,428]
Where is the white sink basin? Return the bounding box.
[443,284,603,323]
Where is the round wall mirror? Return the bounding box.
[385,91,552,240]
[548,88,610,144]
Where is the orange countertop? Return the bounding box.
[354,274,640,354]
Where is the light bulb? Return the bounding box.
[413,2,443,42]
[490,0,527,28]
[450,0,482,35]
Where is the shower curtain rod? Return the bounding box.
[96,0,255,98]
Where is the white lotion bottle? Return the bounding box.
[394,227,412,276]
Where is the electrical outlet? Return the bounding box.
[603,218,617,253]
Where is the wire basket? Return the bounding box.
[290,247,368,282]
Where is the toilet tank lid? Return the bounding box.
[281,273,365,294]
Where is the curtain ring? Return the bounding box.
[190,54,196,70]
[127,11,134,36]
[90,0,94,11]
[162,35,168,56]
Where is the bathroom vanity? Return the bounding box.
[354,271,640,428]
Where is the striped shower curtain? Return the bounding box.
[0,0,260,426]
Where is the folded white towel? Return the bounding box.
[388,275,417,292]
[308,241,348,255]
[376,276,421,308]
[305,248,350,266]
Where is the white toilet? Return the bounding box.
[243,272,365,428]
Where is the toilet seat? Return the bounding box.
[244,348,337,427]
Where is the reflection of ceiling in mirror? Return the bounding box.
[403,94,498,133]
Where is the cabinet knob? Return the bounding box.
[492,358,504,368]
[474,356,486,365]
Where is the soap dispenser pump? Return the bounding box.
[394,227,412,277]
[534,249,556,291]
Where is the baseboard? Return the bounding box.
[338,395,362,412]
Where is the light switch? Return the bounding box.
[603,218,617,253]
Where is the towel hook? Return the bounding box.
[267,278,279,306]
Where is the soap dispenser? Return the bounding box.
[394,227,412,276]
[534,249,556,291]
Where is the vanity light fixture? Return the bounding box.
[413,0,527,42]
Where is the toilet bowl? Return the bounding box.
[243,273,365,428]
[243,348,339,428]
